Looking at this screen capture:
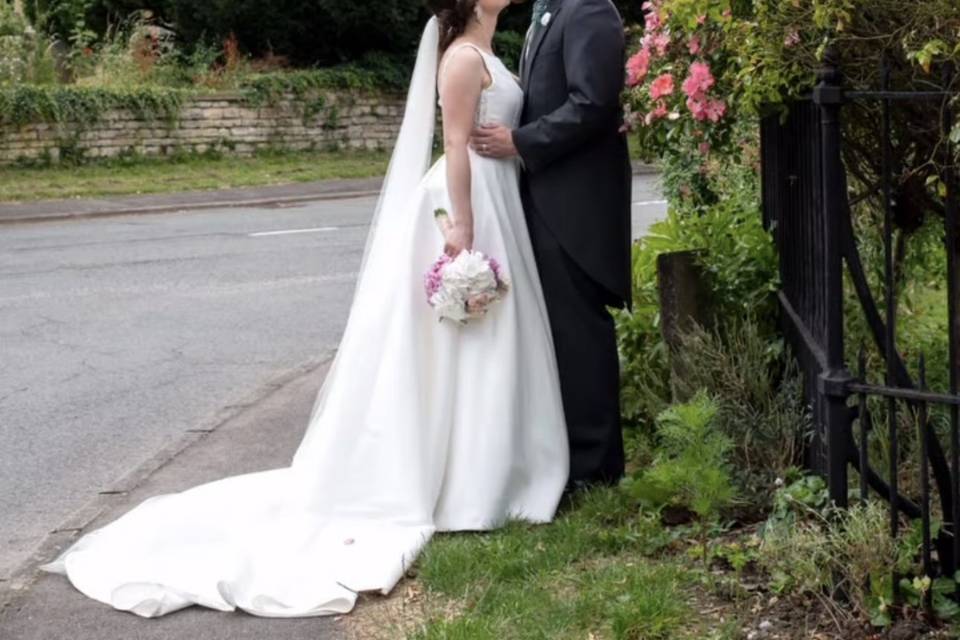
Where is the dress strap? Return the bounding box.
[439,43,493,91]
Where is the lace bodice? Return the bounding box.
[438,44,524,129]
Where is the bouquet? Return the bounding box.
[424,210,510,324]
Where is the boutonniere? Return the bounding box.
[541,12,552,27]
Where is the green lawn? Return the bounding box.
[399,489,742,640]
[0,140,651,205]
[0,149,391,203]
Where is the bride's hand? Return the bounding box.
[444,222,474,257]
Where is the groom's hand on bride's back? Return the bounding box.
[470,124,519,159]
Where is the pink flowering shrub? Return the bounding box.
[624,1,740,164]
[622,0,759,206]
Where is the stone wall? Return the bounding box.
[0,92,406,165]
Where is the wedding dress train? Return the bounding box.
[42,19,569,618]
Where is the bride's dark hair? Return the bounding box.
[426,0,479,52]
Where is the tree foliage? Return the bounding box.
[31,0,645,67]
[627,0,960,231]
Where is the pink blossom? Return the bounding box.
[698,141,711,155]
[652,32,671,56]
[644,9,662,33]
[686,97,708,121]
[688,36,701,55]
[687,97,727,122]
[649,73,674,100]
[682,61,715,99]
[696,14,707,25]
[626,48,651,87]
[784,30,801,48]
[644,101,669,125]
[722,8,732,19]
[642,1,663,32]
[705,99,727,122]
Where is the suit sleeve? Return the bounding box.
[512,0,625,173]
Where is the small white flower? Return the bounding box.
[541,12,552,27]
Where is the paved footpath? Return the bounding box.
[0,362,356,639]
[0,178,385,225]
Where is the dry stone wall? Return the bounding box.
[0,91,406,165]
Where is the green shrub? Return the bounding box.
[493,30,524,74]
[669,320,808,505]
[760,474,960,629]
[616,239,671,434]
[615,156,779,433]
[48,0,646,66]
[0,83,187,126]
[238,62,407,109]
[761,498,897,626]
[0,2,58,85]
[623,391,735,562]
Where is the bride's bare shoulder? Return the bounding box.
[439,40,491,92]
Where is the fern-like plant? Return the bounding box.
[623,390,736,563]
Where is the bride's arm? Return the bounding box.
[439,49,486,256]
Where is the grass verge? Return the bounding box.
[0,149,390,203]
[369,488,744,640]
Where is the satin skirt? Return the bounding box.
[43,152,569,618]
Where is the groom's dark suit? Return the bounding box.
[513,0,631,485]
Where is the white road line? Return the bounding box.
[248,227,340,237]
[632,199,668,206]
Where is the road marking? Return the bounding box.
[633,199,668,206]
[248,227,340,237]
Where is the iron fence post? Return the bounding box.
[814,48,852,508]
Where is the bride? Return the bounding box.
[42,0,569,620]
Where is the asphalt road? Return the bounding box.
[0,174,666,582]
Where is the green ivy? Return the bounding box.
[0,84,189,127]
[238,64,406,108]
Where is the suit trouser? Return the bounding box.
[524,203,625,485]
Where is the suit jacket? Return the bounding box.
[514,0,633,307]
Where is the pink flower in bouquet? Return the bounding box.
[696,14,707,25]
[698,141,711,155]
[688,36,701,55]
[649,73,674,100]
[424,253,452,300]
[784,30,801,48]
[682,62,715,99]
[626,48,650,87]
[488,257,505,286]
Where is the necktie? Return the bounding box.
[530,0,550,37]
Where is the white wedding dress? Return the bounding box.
[42,19,569,618]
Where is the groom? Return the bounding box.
[472,0,632,489]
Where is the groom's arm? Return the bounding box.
[512,0,624,173]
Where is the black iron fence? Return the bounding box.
[761,54,960,597]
